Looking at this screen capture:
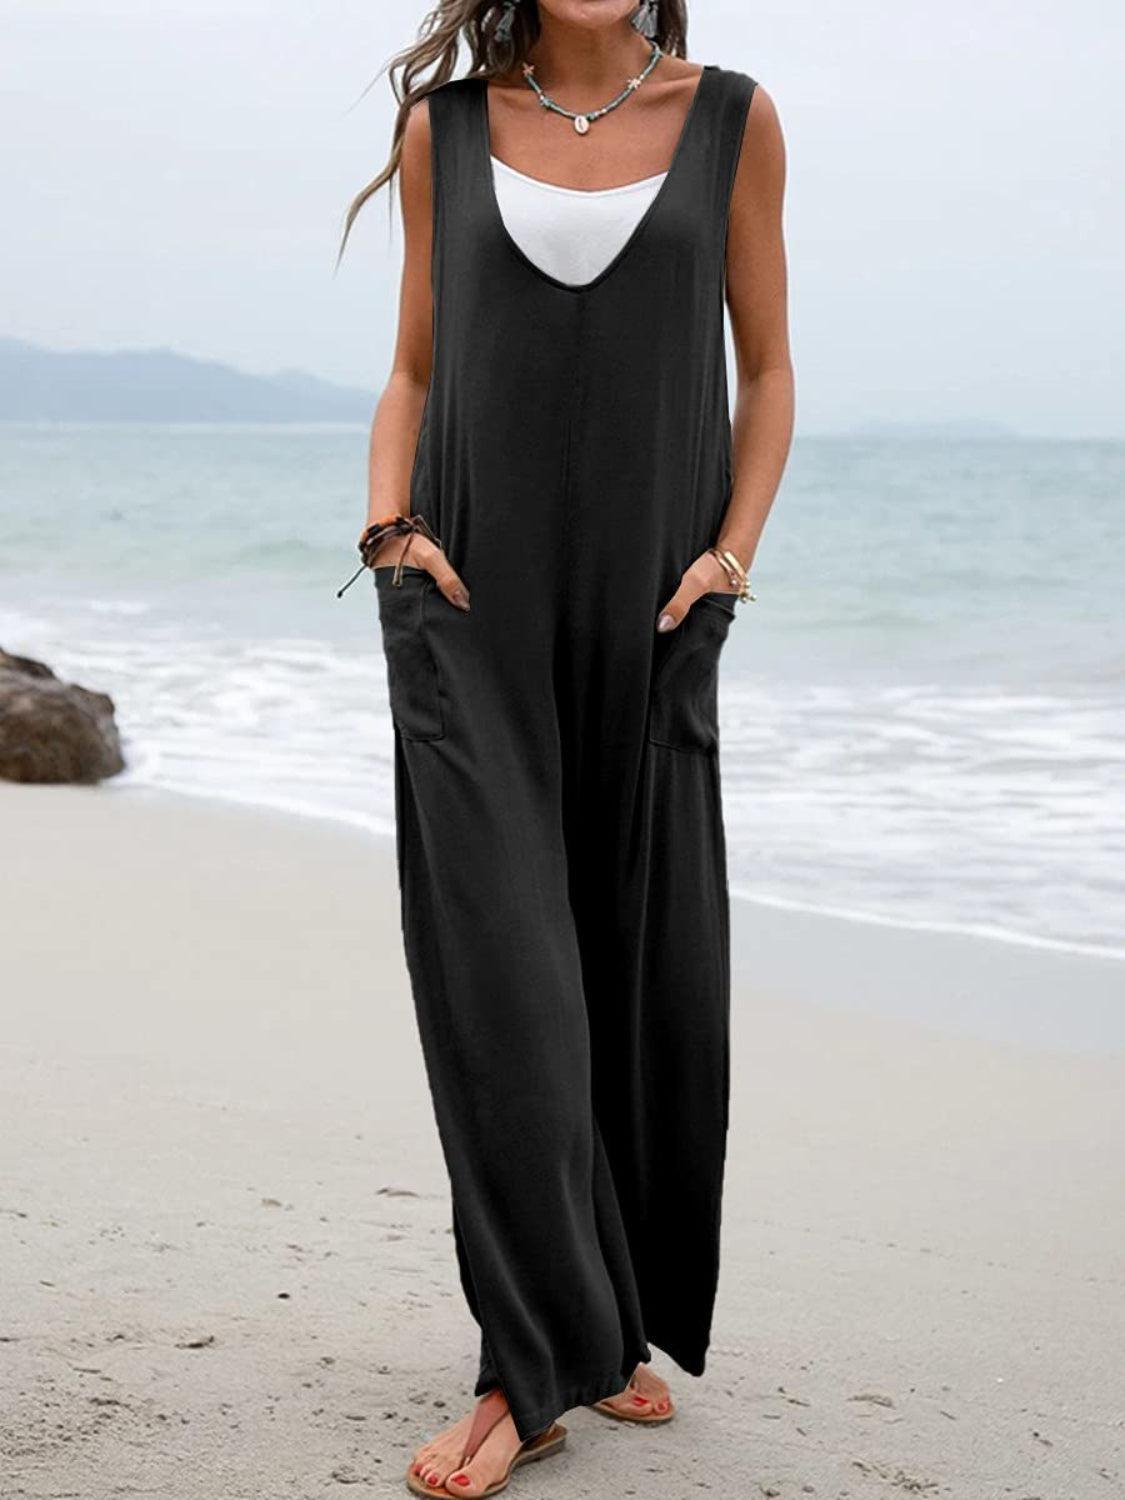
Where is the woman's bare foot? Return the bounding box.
[409,1400,523,1496]
[595,1361,674,1420]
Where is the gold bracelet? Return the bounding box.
[707,547,741,592]
[708,546,757,603]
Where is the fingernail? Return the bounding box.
[657,613,675,633]
[454,590,471,611]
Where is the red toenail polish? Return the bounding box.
[632,1395,648,1405]
[453,1476,470,1486]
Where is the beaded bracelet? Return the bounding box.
[336,513,442,597]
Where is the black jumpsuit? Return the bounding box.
[374,63,757,1441]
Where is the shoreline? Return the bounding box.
[124,774,1125,968]
[79,774,1125,1056]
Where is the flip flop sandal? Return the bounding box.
[591,1382,676,1425]
[406,1387,567,1497]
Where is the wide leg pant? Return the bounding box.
[377,561,733,1441]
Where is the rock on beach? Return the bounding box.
[0,648,125,784]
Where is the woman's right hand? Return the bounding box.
[364,526,471,613]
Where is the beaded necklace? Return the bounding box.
[521,42,664,136]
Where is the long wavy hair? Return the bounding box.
[339,0,689,259]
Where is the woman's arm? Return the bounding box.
[719,84,794,572]
[362,99,470,611]
[656,83,794,630]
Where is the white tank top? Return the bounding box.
[490,155,667,287]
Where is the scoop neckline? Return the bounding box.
[477,64,714,295]
[490,153,669,198]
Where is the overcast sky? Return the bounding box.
[1,0,1121,435]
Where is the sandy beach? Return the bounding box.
[1,783,1123,1499]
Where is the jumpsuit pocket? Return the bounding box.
[374,566,445,742]
[647,593,736,754]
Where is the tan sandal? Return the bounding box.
[591,1378,676,1425]
[406,1387,567,1497]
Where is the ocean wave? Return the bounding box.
[4,601,1124,964]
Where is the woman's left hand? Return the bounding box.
[656,550,739,633]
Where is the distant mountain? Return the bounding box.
[0,339,373,423]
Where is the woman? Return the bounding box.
[340,1,792,1493]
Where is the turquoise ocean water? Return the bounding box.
[2,424,1122,959]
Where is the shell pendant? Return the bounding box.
[573,114,590,135]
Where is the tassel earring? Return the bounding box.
[495,0,519,45]
[631,0,659,40]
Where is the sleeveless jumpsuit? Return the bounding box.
[374,64,757,1441]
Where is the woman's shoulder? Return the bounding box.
[417,74,482,109]
[404,74,485,148]
[402,75,479,141]
[701,62,760,99]
[701,65,781,148]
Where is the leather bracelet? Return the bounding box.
[336,513,442,597]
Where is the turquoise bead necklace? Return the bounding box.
[520,42,664,136]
